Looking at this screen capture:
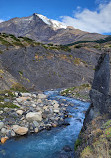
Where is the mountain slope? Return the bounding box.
[0,13,107,45]
[0,33,104,91]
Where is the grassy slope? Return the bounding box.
[75,116,111,158]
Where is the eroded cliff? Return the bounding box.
[75,53,111,158]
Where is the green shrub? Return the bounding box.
[105,127,111,138]
[0,90,15,97]
[80,146,93,158]
[10,83,28,92]
[59,45,71,52]
[12,41,24,47]
[1,33,9,38]
[0,102,19,108]
[9,34,20,42]
[102,120,111,129]
[74,44,82,48]
[48,43,53,46]
[22,37,34,42]
[93,45,101,49]
[74,139,81,151]
[0,50,3,54]
[0,37,12,46]
[74,58,81,65]
[18,71,23,76]
[0,96,4,101]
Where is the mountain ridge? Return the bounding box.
[0,13,107,45]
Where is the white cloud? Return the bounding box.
[0,19,4,23]
[61,1,111,34]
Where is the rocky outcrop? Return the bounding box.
[75,53,111,158]
[84,53,110,124]
[92,53,110,95]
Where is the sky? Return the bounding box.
[0,0,111,34]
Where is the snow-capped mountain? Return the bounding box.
[0,13,106,44]
[36,13,67,30]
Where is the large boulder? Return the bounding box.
[92,53,110,96]
[26,112,42,122]
[13,125,28,135]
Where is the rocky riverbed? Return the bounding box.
[0,91,71,141]
[0,90,90,158]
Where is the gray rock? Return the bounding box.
[33,121,39,127]
[11,130,16,137]
[16,110,24,115]
[31,104,36,107]
[54,109,60,113]
[4,98,10,102]
[0,111,3,114]
[38,94,47,99]
[1,128,7,134]
[63,145,72,152]
[16,98,23,102]
[32,94,37,98]
[21,93,31,97]
[0,122,4,129]
[26,112,42,121]
[35,128,39,133]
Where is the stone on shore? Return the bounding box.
[54,109,60,113]
[26,112,42,121]
[0,122,4,129]
[53,103,59,109]
[1,128,7,134]
[16,110,24,115]
[35,128,39,133]
[16,97,30,102]
[21,93,32,97]
[13,125,28,135]
[1,137,8,144]
[38,94,47,99]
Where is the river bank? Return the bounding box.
[0,90,90,158]
[0,90,72,140]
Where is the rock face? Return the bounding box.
[92,53,110,95]
[75,53,111,158]
[83,53,110,126]
[89,53,110,115]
